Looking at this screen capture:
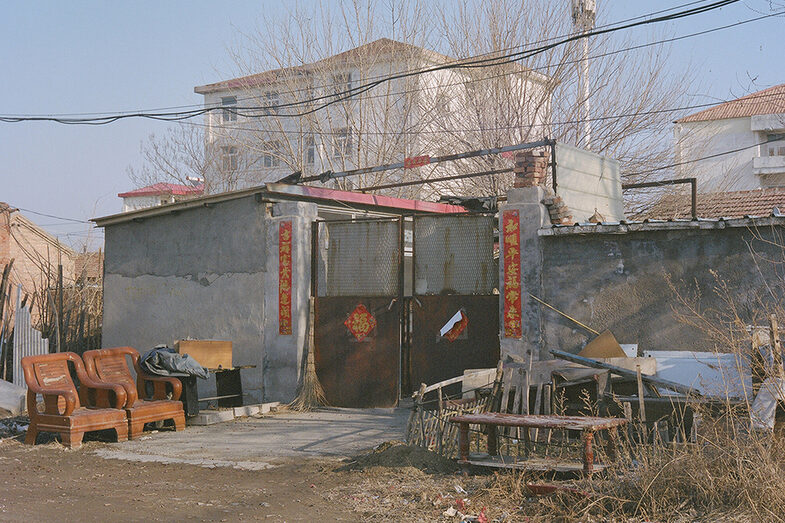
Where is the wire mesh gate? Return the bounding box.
[312,217,404,407]
[406,214,500,394]
[312,214,500,407]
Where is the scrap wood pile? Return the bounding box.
[406,317,775,459]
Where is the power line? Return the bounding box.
[630,136,785,176]
[178,88,785,137]
[0,0,742,125]
[0,0,716,118]
[14,207,93,224]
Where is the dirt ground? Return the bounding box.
[0,435,511,522]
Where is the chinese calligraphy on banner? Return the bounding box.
[502,210,522,338]
[279,221,293,335]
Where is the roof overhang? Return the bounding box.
[92,183,466,227]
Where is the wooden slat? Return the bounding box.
[459,453,609,473]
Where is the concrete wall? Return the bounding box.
[102,195,316,403]
[537,225,785,356]
[501,187,785,360]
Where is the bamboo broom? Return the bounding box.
[289,297,328,411]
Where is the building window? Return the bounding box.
[305,136,316,165]
[221,96,237,122]
[333,128,353,159]
[332,72,352,97]
[263,91,279,115]
[263,141,281,168]
[767,133,785,157]
[221,145,239,171]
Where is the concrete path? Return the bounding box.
[93,407,410,470]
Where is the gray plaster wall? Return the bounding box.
[262,201,317,402]
[102,196,316,404]
[538,226,784,355]
[499,187,551,362]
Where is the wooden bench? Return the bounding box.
[450,413,627,475]
[22,352,129,448]
[82,347,185,439]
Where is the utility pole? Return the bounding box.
[572,0,596,150]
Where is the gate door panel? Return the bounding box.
[408,215,500,391]
[313,219,402,407]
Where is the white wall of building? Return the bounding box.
[675,113,785,193]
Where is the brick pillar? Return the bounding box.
[513,150,548,188]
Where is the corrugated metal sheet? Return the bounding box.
[677,83,785,123]
[12,285,49,388]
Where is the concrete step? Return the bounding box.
[187,402,284,425]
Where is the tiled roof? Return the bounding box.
[117,183,204,198]
[676,83,785,123]
[638,187,785,220]
[194,39,437,94]
[194,38,546,95]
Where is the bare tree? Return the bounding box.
[126,124,233,193]
[115,0,695,203]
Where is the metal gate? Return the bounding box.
[406,214,500,393]
[312,214,499,407]
[312,218,403,407]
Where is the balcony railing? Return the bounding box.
[753,155,785,176]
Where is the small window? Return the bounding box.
[263,91,279,115]
[221,145,239,171]
[767,133,785,157]
[332,72,352,97]
[333,128,353,159]
[263,142,281,168]
[305,136,315,165]
[221,96,237,122]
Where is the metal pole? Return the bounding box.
[299,139,552,184]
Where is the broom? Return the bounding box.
[289,297,328,411]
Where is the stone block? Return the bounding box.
[0,380,26,416]
[187,409,235,426]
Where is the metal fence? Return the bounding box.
[315,218,402,297]
[413,215,495,295]
[12,285,49,388]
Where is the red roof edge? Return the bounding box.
[265,183,467,214]
[118,183,204,198]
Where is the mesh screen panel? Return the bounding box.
[414,215,495,295]
[316,220,401,297]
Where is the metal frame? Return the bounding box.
[300,139,554,184]
[622,177,698,220]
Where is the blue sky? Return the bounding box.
[1,0,783,248]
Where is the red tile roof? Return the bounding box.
[676,83,785,123]
[194,39,434,94]
[118,183,204,198]
[640,187,785,219]
[194,38,544,95]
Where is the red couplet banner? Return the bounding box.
[279,221,293,335]
[502,210,522,338]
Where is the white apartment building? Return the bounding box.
[674,83,785,193]
[194,38,552,196]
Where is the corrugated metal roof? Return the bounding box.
[676,83,785,123]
